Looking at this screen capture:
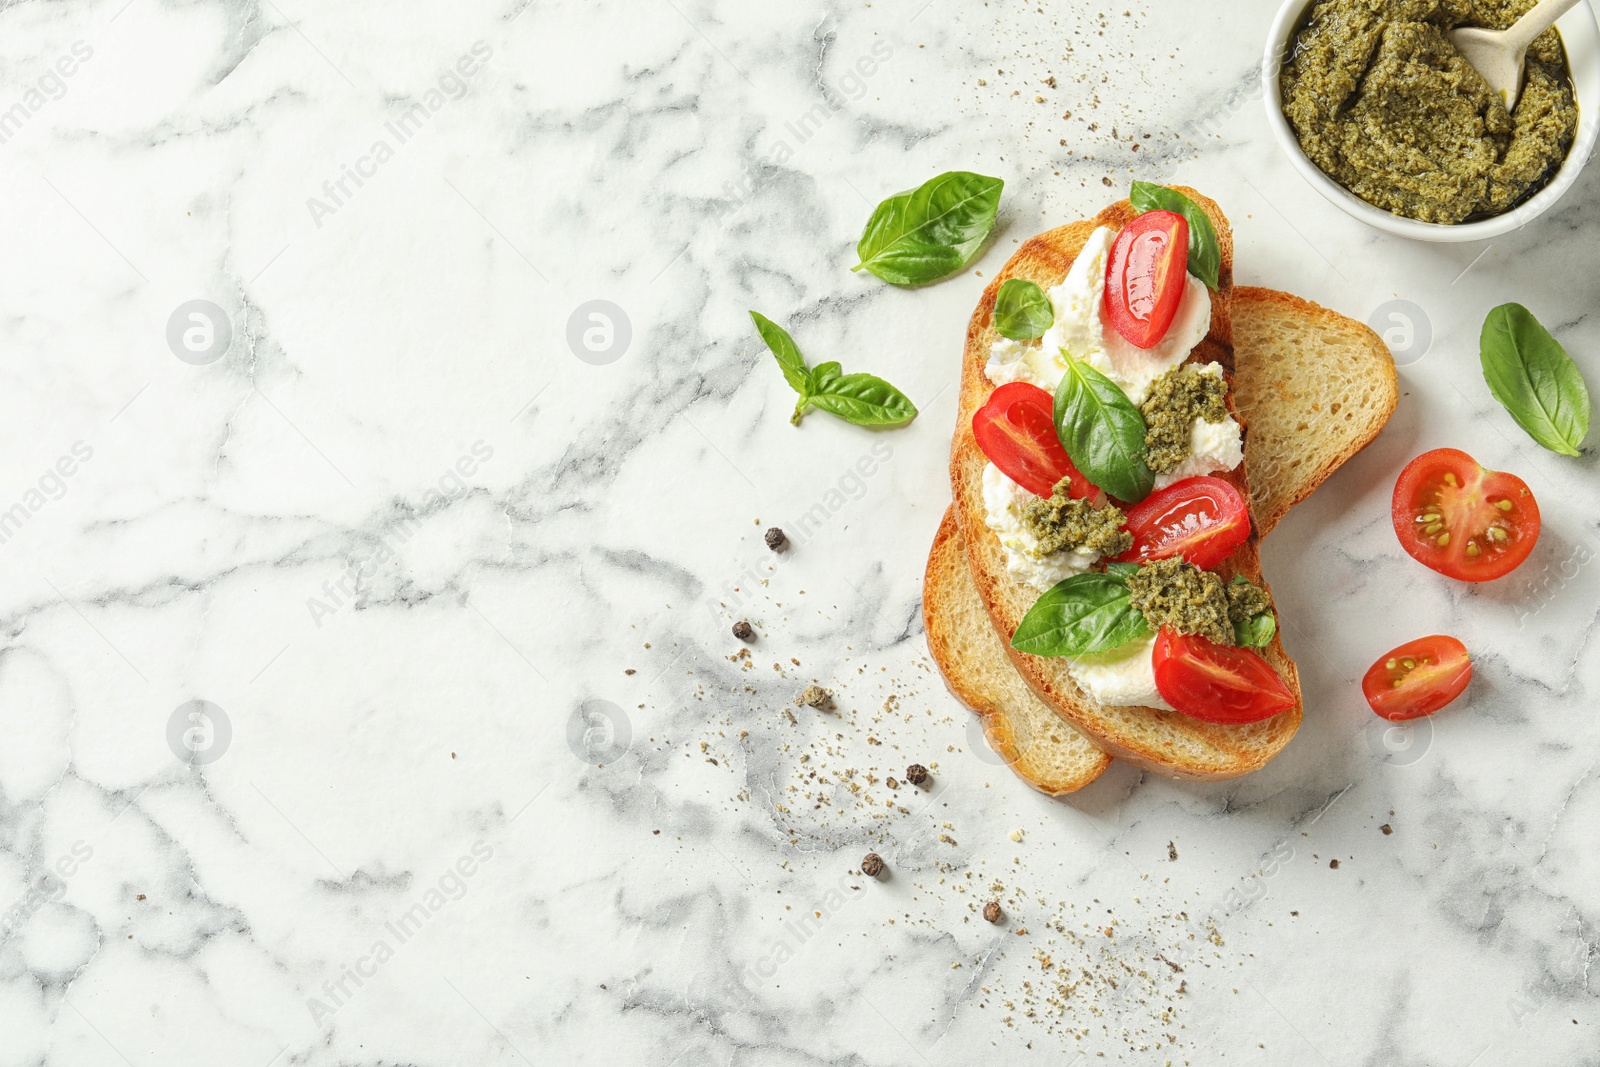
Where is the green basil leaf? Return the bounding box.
[1011,571,1149,657]
[747,313,917,429]
[1053,358,1154,503]
[1129,182,1220,290]
[808,373,918,428]
[1479,302,1591,456]
[810,361,842,391]
[1103,561,1140,579]
[750,311,812,396]
[1233,611,1276,649]
[853,171,1004,287]
[994,278,1053,341]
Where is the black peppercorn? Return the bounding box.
[764,527,788,551]
[905,763,930,786]
[983,900,1002,923]
[861,852,884,877]
[732,620,754,642]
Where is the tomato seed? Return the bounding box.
[1417,513,1440,523]
[1494,499,1513,511]
[1437,532,1450,547]
[1385,658,1397,670]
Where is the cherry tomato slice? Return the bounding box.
[1152,629,1296,725]
[1114,476,1251,569]
[973,382,1096,499]
[1361,634,1472,721]
[1391,448,1540,582]
[1104,210,1189,350]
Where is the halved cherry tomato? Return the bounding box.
[1115,476,1250,569]
[1361,635,1472,721]
[1104,210,1189,349]
[973,382,1096,499]
[1391,448,1539,582]
[1152,630,1296,724]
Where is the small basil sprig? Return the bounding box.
[853,171,1003,286]
[1011,570,1149,658]
[994,279,1053,341]
[1129,182,1220,290]
[749,312,918,428]
[1479,303,1590,456]
[1053,358,1154,503]
[1234,611,1276,649]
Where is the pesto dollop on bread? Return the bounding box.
[1141,364,1229,474]
[1020,481,1132,558]
[1125,558,1234,646]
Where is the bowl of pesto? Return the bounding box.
[1264,0,1600,241]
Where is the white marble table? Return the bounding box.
[0,0,1596,1063]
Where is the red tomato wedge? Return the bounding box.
[1115,476,1250,569]
[1362,635,1472,721]
[1152,630,1296,724]
[1391,448,1540,582]
[1104,210,1189,349]
[973,382,1096,499]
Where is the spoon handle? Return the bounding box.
[1505,0,1582,55]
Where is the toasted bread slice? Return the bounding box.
[951,191,1302,781]
[927,288,1398,793]
[1232,287,1402,538]
[924,508,1113,794]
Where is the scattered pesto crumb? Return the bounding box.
[797,685,831,709]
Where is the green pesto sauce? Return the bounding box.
[1226,577,1272,627]
[1141,365,1229,475]
[1021,478,1133,558]
[1126,557,1234,646]
[1282,0,1577,224]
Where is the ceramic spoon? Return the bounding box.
[1450,0,1582,110]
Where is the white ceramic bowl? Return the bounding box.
[1263,0,1600,242]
